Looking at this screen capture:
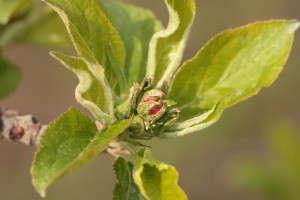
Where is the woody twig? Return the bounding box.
[0,108,128,156]
[0,108,47,146]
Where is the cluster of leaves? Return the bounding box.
[229,120,300,200]
[0,0,70,99]
[1,0,298,199]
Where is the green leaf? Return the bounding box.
[146,0,195,90]
[43,0,126,94]
[113,157,144,200]
[107,43,127,96]
[133,148,187,200]
[0,55,21,98]
[16,7,71,48]
[0,0,30,25]
[51,51,114,124]
[98,0,162,85]
[169,20,299,118]
[31,108,131,197]
[160,95,230,138]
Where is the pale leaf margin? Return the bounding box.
[133,148,187,200]
[146,0,195,90]
[160,95,231,138]
[50,51,114,124]
[43,0,126,95]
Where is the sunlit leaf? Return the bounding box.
[169,20,299,118]
[146,0,195,90]
[133,148,187,200]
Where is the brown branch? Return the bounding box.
[0,108,47,146]
[0,108,127,156]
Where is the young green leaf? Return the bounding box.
[98,0,162,85]
[31,108,131,197]
[169,20,299,118]
[161,95,230,138]
[0,55,21,98]
[146,0,195,90]
[107,43,127,95]
[113,157,144,200]
[43,0,126,94]
[0,0,30,25]
[51,51,114,124]
[133,148,187,200]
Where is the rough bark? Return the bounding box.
[0,108,47,146]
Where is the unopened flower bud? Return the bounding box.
[137,89,167,123]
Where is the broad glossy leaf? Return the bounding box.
[31,108,131,196]
[98,0,162,85]
[0,0,30,25]
[51,52,114,124]
[133,148,187,200]
[169,20,299,118]
[161,95,230,138]
[113,157,144,200]
[146,0,195,90]
[43,0,126,94]
[0,55,21,98]
[17,7,71,48]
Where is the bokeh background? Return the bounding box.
[1,0,300,199]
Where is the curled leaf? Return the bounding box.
[51,51,114,124]
[146,0,195,90]
[161,95,230,138]
[133,148,187,200]
[43,0,126,94]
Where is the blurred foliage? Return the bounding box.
[228,120,300,200]
[0,0,32,25]
[0,50,21,98]
[0,0,70,99]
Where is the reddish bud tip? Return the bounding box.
[148,104,163,115]
[142,96,159,103]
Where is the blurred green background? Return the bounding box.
[1,0,300,199]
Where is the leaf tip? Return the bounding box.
[287,20,300,34]
[39,190,46,198]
